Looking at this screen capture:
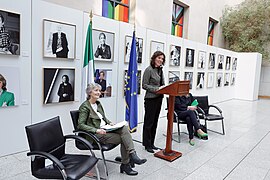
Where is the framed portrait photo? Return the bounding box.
[95,69,113,98]
[150,40,164,57]
[224,73,230,86]
[168,71,180,83]
[184,72,193,89]
[217,54,224,70]
[92,29,114,62]
[43,68,75,104]
[225,56,231,70]
[124,36,143,63]
[124,70,141,96]
[0,66,20,107]
[231,73,236,86]
[196,72,205,89]
[208,53,216,69]
[0,9,20,55]
[43,19,76,59]
[198,51,206,69]
[232,57,237,71]
[216,73,223,87]
[185,48,195,67]
[169,45,181,66]
[207,72,214,88]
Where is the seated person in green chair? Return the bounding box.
[175,93,208,146]
[0,74,14,107]
[78,83,146,176]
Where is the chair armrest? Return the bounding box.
[65,134,94,150]
[73,130,100,144]
[27,151,65,170]
[196,106,206,115]
[209,105,222,114]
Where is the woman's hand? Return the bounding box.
[96,129,106,134]
[187,106,197,111]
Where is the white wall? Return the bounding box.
[0,0,32,156]
[235,53,262,101]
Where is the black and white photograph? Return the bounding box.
[95,69,113,98]
[207,72,214,88]
[208,53,216,69]
[218,54,224,70]
[43,19,76,59]
[224,73,230,86]
[231,73,236,86]
[225,56,231,70]
[124,70,141,96]
[232,57,237,71]
[0,10,20,55]
[124,36,143,63]
[150,40,164,56]
[93,29,114,62]
[216,73,223,87]
[169,45,181,66]
[198,51,206,69]
[43,68,75,104]
[184,72,193,89]
[185,48,195,67]
[196,72,205,89]
[168,71,180,83]
[0,66,20,107]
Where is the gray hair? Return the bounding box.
[86,83,101,100]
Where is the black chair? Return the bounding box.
[25,116,100,180]
[70,110,119,179]
[165,97,187,143]
[193,96,225,135]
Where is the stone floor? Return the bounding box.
[1,99,270,180]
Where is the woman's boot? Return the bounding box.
[120,163,138,176]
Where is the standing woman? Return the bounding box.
[142,51,165,153]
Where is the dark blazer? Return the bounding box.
[57,83,73,102]
[174,93,194,115]
[78,100,112,135]
[52,32,69,58]
[94,44,111,59]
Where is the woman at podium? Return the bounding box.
[142,51,165,153]
[175,93,208,146]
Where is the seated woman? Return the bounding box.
[78,83,146,176]
[174,93,208,146]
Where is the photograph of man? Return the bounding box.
[196,72,205,89]
[224,73,230,86]
[0,74,14,107]
[95,71,107,97]
[184,72,193,89]
[94,32,111,59]
[170,45,181,66]
[218,55,224,70]
[0,14,11,54]
[209,53,215,69]
[52,25,69,58]
[226,56,231,70]
[57,74,73,102]
[232,58,237,71]
[231,74,236,86]
[198,51,206,69]
[185,48,194,67]
[217,73,223,87]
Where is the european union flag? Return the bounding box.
[125,31,138,132]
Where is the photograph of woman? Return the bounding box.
[170,45,181,66]
[94,32,111,59]
[142,51,165,153]
[196,72,205,89]
[226,56,231,70]
[0,74,14,107]
[78,83,146,176]
[57,75,73,102]
[185,48,194,67]
[218,55,224,70]
[208,53,215,69]
[198,51,206,69]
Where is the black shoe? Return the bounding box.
[151,145,159,150]
[145,146,154,153]
[130,152,147,165]
[120,164,138,176]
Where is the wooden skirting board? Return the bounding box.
[258,96,270,99]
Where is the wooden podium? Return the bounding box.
[154,80,190,162]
